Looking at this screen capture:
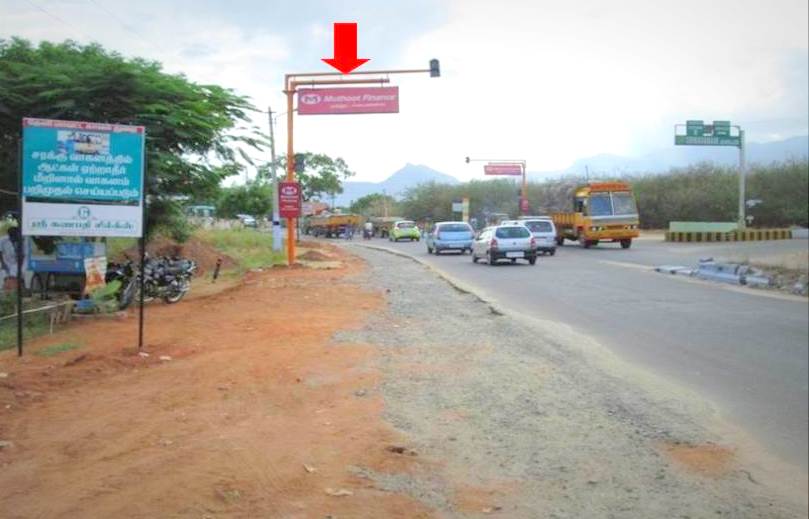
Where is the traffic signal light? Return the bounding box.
[429,59,440,78]
[294,153,306,173]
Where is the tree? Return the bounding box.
[349,193,398,216]
[0,38,267,238]
[216,181,274,218]
[275,152,354,201]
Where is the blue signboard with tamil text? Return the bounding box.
[21,118,145,237]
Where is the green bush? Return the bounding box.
[397,160,808,229]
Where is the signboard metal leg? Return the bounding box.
[138,237,145,350]
[16,138,23,357]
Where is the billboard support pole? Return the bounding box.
[282,63,439,264]
[138,158,147,351]
[16,137,23,357]
[284,81,296,266]
[521,164,527,216]
[738,129,746,230]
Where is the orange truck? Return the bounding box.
[552,181,640,249]
[305,214,363,238]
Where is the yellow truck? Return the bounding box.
[552,181,640,249]
[305,214,363,238]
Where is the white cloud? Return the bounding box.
[3,0,806,182]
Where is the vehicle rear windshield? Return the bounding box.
[438,224,471,233]
[523,221,552,232]
[397,222,415,228]
[495,226,531,238]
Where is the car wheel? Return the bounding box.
[511,258,517,264]
[620,239,632,249]
[550,249,556,256]
[529,256,537,265]
[556,236,564,246]
[489,251,497,266]
[472,252,479,263]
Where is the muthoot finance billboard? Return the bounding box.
[21,118,145,237]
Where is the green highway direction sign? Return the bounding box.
[675,134,741,146]
[676,120,740,147]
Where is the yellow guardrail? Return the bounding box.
[665,229,793,242]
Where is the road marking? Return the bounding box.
[598,260,654,271]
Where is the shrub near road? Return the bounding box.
[397,161,808,229]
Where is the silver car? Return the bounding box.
[472,225,537,266]
[504,218,557,255]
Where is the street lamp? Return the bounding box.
[465,156,529,216]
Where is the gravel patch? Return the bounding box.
[334,245,804,518]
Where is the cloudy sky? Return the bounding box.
[2,0,807,182]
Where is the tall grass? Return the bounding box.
[195,228,286,271]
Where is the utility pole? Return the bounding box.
[268,107,282,251]
[738,129,746,229]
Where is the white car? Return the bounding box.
[504,217,557,255]
[472,224,537,266]
[236,214,258,228]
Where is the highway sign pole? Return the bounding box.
[675,120,746,229]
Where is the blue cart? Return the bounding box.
[27,238,107,297]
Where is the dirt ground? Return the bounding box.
[0,245,432,518]
[1,242,805,518]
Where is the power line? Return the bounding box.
[83,0,166,58]
[22,0,95,42]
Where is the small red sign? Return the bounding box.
[279,181,301,218]
[520,197,530,214]
[484,163,523,176]
[298,87,399,115]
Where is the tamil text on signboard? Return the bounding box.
[279,181,301,218]
[298,87,399,115]
[484,163,523,176]
[21,118,145,237]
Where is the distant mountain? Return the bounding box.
[335,163,459,206]
[332,136,808,205]
[546,135,809,178]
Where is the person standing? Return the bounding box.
[0,227,23,292]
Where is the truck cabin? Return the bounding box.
[574,182,638,218]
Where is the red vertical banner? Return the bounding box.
[520,197,530,214]
[279,181,301,218]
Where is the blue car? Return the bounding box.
[426,221,475,255]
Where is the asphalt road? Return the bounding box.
[352,234,809,474]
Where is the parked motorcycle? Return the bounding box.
[106,255,197,309]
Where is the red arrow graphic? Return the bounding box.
[322,22,370,74]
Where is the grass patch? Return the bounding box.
[0,313,51,352]
[35,341,81,357]
[195,228,286,271]
[106,238,138,261]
